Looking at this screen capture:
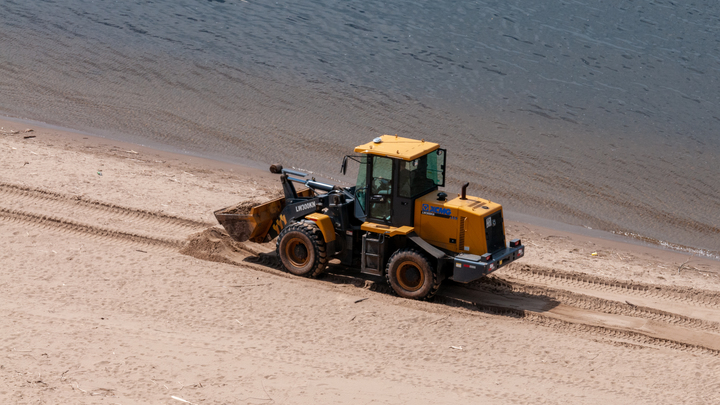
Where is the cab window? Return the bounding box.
[368,156,393,222]
[398,149,446,198]
[355,156,368,213]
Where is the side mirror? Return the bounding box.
[341,155,348,175]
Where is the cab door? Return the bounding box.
[367,155,393,223]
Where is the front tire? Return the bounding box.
[385,248,440,300]
[276,222,328,278]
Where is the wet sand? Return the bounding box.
[2,119,720,404]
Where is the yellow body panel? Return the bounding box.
[354,135,440,161]
[305,213,336,242]
[413,191,504,255]
[361,222,414,237]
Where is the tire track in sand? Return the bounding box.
[0,182,210,250]
[498,264,720,323]
[0,207,183,250]
[480,277,720,334]
[181,228,720,356]
[440,278,720,356]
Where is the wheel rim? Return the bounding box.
[396,261,424,292]
[285,237,309,267]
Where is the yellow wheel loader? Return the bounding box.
[215,135,525,300]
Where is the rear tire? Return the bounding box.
[385,248,440,300]
[277,222,328,278]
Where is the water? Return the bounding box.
[1,0,718,255]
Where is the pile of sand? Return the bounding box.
[180,227,248,265]
[180,226,283,271]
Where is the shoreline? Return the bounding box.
[2,114,717,264]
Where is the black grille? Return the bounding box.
[485,211,505,253]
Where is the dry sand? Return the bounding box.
[2,118,720,404]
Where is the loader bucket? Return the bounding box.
[214,196,286,243]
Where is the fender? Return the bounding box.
[407,232,448,280]
[305,213,336,243]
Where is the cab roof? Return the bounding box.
[354,135,440,161]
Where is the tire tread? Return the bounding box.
[385,248,441,300]
[276,221,328,278]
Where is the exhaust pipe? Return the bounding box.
[461,182,469,200]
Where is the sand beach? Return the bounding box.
[2,119,720,404]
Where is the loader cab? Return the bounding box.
[343,135,446,228]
